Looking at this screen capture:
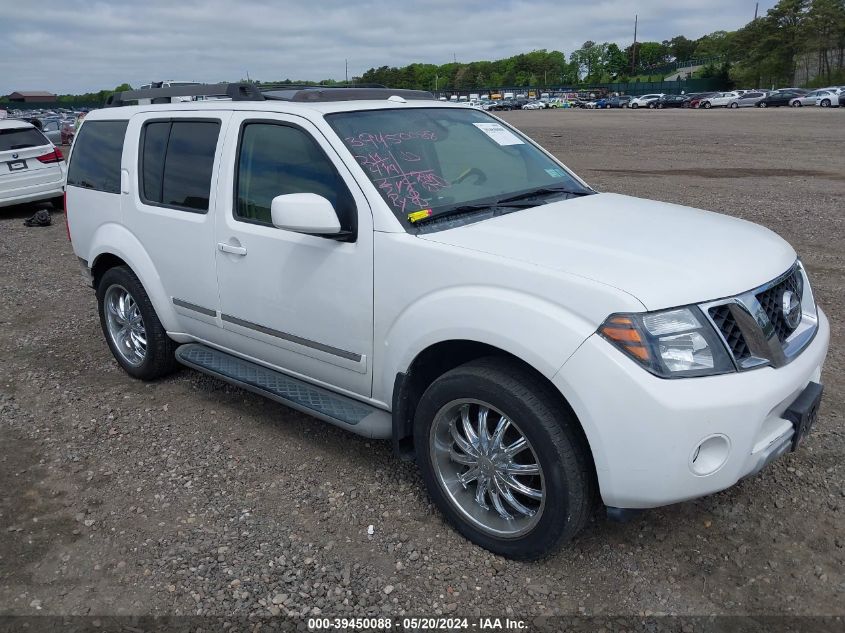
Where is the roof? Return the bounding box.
[86,97,467,121]
[9,91,56,97]
[0,119,36,130]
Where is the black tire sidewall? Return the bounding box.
[97,266,176,380]
[414,361,589,559]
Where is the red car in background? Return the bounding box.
[60,120,75,145]
[686,92,718,108]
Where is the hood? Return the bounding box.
[420,193,796,310]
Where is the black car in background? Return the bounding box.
[607,95,632,108]
[758,90,803,107]
[656,94,688,108]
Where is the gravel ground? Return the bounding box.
[1,108,843,621]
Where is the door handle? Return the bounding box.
[218,242,247,256]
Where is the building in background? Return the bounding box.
[5,91,57,103]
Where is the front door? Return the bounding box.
[213,112,374,397]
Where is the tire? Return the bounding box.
[730,102,739,109]
[759,101,767,108]
[50,195,64,210]
[648,102,655,109]
[630,102,638,109]
[703,101,712,109]
[414,357,594,560]
[821,99,831,108]
[97,266,178,380]
[658,103,664,109]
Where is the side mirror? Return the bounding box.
[270,193,341,235]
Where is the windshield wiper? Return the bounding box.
[495,186,591,205]
[411,202,536,226]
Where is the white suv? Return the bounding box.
[699,92,741,108]
[628,94,664,108]
[1,119,66,209]
[66,84,830,559]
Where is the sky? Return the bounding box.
[0,0,777,95]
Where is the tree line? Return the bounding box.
[358,0,844,90]
[5,0,842,103]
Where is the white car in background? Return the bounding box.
[699,92,741,108]
[790,89,835,107]
[0,119,66,209]
[629,94,663,109]
[815,91,840,108]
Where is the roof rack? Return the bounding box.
[105,82,435,107]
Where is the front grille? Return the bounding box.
[709,304,751,362]
[756,268,803,342]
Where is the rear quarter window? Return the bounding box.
[67,121,129,193]
[0,127,49,151]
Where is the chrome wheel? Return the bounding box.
[430,399,545,538]
[104,284,147,366]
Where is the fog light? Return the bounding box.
[689,434,731,476]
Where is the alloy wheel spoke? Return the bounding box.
[457,466,480,488]
[449,418,478,457]
[490,415,510,452]
[474,476,489,509]
[108,299,125,325]
[460,405,479,448]
[476,406,490,452]
[504,437,529,458]
[501,474,543,500]
[489,479,514,520]
[449,446,477,467]
[505,462,540,475]
[495,478,536,517]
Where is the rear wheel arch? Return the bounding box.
[91,252,129,290]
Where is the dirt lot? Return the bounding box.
[1,109,844,622]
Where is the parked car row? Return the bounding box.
[532,86,845,111]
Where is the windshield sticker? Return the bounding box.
[544,168,565,178]
[408,209,433,223]
[345,130,450,216]
[472,122,524,146]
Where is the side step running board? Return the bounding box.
[175,343,391,439]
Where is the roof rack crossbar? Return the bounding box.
[103,82,436,107]
[105,82,264,107]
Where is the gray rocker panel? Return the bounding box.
[175,343,391,439]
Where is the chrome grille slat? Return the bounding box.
[701,262,818,372]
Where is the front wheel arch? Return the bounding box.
[392,341,597,480]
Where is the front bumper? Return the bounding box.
[553,308,829,509]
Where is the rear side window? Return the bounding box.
[0,126,49,151]
[140,119,220,212]
[67,121,128,193]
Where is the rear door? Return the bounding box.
[122,111,231,341]
[0,125,64,205]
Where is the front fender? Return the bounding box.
[374,285,597,405]
[87,223,179,332]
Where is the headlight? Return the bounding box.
[598,307,735,378]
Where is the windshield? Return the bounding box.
[325,107,590,228]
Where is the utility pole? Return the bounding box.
[631,14,638,74]
[345,59,348,84]
[754,2,758,19]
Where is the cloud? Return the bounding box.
[0,0,773,94]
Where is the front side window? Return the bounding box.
[67,120,128,193]
[326,107,590,230]
[235,122,355,232]
[140,119,220,212]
